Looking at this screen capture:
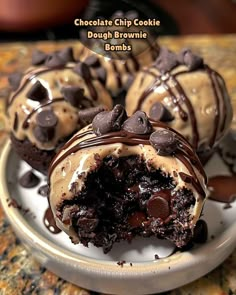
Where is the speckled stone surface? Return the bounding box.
[0,36,236,295]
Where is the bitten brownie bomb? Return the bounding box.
[49,105,207,253]
[78,10,159,96]
[126,48,233,159]
[7,47,112,174]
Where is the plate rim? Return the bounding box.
[1,139,236,285]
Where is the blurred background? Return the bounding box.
[0,0,236,42]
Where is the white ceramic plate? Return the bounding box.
[1,140,236,295]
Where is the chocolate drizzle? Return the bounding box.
[43,207,61,234]
[135,64,226,149]
[8,64,98,107]
[48,120,207,198]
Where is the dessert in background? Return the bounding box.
[7,47,112,174]
[49,105,207,253]
[78,10,160,97]
[126,47,233,162]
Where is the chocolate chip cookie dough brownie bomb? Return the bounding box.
[126,48,232,161]
[49,105,207,253]
[7,47,112,174]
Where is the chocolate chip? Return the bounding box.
[149,102,174,122]
[26,81,48,101]
[8,72,23,91]
[147,195,170,219]
[32,49,47,65]
[37,185,49,197]
[155,47,179,73]
[178,48,203,71]
[58,47,75,63]
[79,105,107,125]
[45,53,66,68]
[19,170,40,188]
[150,129,178,156]
[92,104,127,136]
[122,111,153,134]
[74,62,91,80]
[193,220,208,243]
[36,109,58,128]
[84,55,100,67]
[61,86,85,108]
[95,67,106,84]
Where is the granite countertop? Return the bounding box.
[0,35,236,295]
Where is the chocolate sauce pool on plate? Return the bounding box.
[43,207,61,234]
[208,175,236,203]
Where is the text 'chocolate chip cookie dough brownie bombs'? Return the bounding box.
[49,105,207,253]
[7,47,112,174]
[126,47,233,162]
[78,10,159,97]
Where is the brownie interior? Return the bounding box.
[59,155,195,253]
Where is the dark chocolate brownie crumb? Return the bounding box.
[154,254,159,260]
[58,155,196,253]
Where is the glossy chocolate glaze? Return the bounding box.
[134,65,227,149]
[48,120,207,198]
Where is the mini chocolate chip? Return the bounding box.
[61,86,85,108]
[58,47,75,63]
[84,55,100,67]
[155,47,179,73]
[8,72,23,91]
[79,105,107,125]
[149,102,174,122]
[32,49,47,65]
[178,48,203,71]
[36,109,58,128]
[45,53,66,68]
[122,111,153,134]
[19,170,40,188]
[193,220,208,243]
[26,81,48,101]
[37,185,49,197]
[92,104,127,136]
[147,195,170,219]
[74,62,91,80]
[150,129,178,156]
[95,67,106,84]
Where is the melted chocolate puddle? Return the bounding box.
[208,175,236,203]
[43,207,61,234]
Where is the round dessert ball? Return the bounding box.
[49,105,207,253]
[7,47,113,174]
[78,10,160,97]
[125,47,233,161]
